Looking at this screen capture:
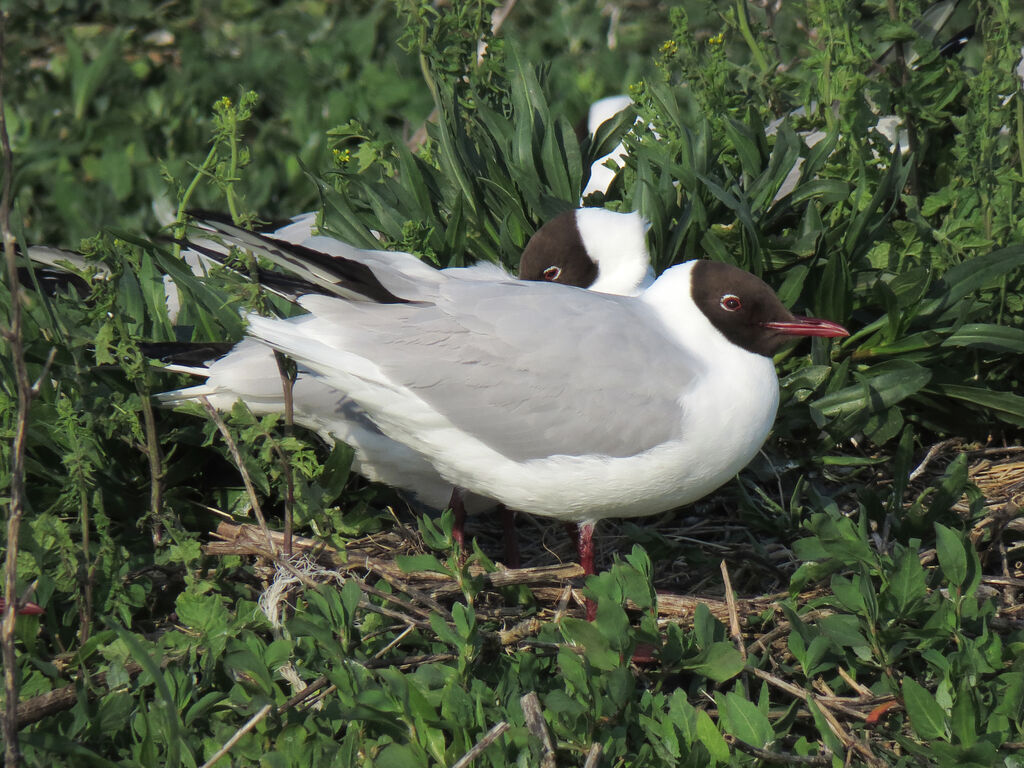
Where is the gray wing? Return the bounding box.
[321,279,698,461]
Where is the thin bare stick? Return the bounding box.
[199,703,272,768]
[725,735,832,765]
[520,692,555,768]
[277,675,329,714]
[199,397,278,557]
[720,560,747,663]
[1,10,29,765]
[909,439,961,482]
[449,721,510,768]
[582,742,602,768]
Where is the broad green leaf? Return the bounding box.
[811,360,931,418]
[716,691,773,747]
[934,523,968,590]
[375,743,425,768]
[682,642,745,682]
[695,709,730,763]
[903,678,948,740]
[559,617,619,670]
[942,323,1024,353]
[396,553,449,576]
[886,547,927,613]
[818,614,869,652]
[931,384,1024,424]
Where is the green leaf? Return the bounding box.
[930,245,1024,312]
[934,523,968,590]
[683,642,745,682]
[902,678,948,741]
[375,743,425,768]
[695,708,730,763]
[811,360,931,418]
[396,553,449,576]
[942,323,1024,353]
[716,691,773,747]
[886,547,927,613]
[930,384,1024,424]
[950,682,978,747]
[559,617,619,670]
[105,618,193,768]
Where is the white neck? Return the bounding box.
[576,208,652,296]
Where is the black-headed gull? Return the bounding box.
[216,229,847,590]
[161,209,654,556]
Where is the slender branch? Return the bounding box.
[138,381,166,546]
[449,721,510,768]
[725,734,832,765]
[198,703,272,768]
[199,397,278,557]
[0,11,29,764]
[77,473,92,644]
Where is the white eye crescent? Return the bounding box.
[543,265,562,281]
[720,294,742,311]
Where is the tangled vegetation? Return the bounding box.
[2,1,1024,765]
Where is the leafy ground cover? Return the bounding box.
[2,0,1024,765]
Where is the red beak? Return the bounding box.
[0,598,44,615]
[762,316,849,338]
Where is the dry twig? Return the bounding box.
[199,397,279,557]
[520,691,556,768]
[198,703,272,768]
[449,721,510,768]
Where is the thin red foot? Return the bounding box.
[576,522,597,620]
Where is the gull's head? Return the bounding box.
[688,260,849,357]
[517,208,654,296]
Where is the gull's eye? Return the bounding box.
[720,294,742,311]
[543,265,562,281]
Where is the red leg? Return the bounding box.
[576,522,597,621]
[576,522,595,575]
[499,504,520,568]
[448,487,466,547]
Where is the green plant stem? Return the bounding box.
[138,381,166,547]
[1016,96,1024,181]
[225,114,241,223]
[734,0,769,75]
[172,142,221,259]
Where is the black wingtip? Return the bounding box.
[188,215,413,305]
[140,341,238,365]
